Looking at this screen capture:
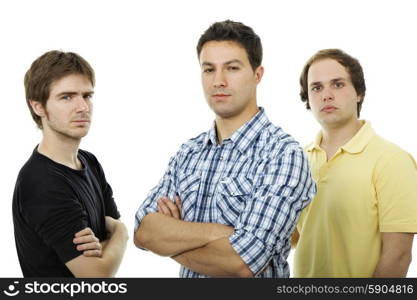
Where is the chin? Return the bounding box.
[211,104,243,119]
[65,129,89,140]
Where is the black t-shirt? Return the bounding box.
[12,147,120,277]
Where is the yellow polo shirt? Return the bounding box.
[294,121,417,277]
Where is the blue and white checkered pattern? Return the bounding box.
[135,108,315,277]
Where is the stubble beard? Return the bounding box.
[46,118,89,142]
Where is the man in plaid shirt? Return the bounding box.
[134,20,315,277]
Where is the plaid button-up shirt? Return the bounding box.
[135,108,315,277]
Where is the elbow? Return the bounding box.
[91,265,114,278]
[73,262,115,278]
[133,226,170,256]
[134,227,148,249]
[236,263,254,278]
[133,214,155,250]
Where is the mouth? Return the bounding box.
[72,119,90,124]
[321,105,337,113]
[212,94,231,101]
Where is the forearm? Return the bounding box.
[99,222,128,277]
[373,252,412,278]
[134,213,233,256]
[172,237,253,277]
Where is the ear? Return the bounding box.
[254,65,264,84]
[29,100,46,117]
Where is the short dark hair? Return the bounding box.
[24,50,95,129]
[196,20,262,71]
[299,49,366,117]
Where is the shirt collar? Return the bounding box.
[306,120,375,154]
[203,107,269,154]
[306,131,323,152]
[341,121,375,153]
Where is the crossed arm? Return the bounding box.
[134,197,253,277]
[65,216,129,277]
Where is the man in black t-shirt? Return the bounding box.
[12,50,128,277]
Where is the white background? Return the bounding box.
[1,0,416,277]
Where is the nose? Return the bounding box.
[213,70,227,88]
[322,87,334,102]
[75,96,91,113]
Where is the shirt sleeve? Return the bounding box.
[375,150,417,232]
[228,147,316,276]
[19,178,89,264]
[134,153,179,232]
[95,160,120,220]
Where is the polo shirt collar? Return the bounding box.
[306,121,375,154]
[306,131,323,152]
[341,121,375,154]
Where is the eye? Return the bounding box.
[60,95,72,100]
[203,68,214,73]
[311,86,321,92]
[84,94,93,100]
[227,65,240,71]
[334,81,345,88]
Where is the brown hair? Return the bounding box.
[299,49,366,117]
[196,20,262,71]
[24,50,95,129]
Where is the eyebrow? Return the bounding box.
[55,91,94,97]
[309,77,347,87]
[201,59,244,67]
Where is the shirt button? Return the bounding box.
[220,156,224,160]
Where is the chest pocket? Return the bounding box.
[216,176,253,225]
[177,171,201,221]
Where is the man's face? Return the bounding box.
[40,74,93,140]
[307,59,361,128]
[199,41,263,119]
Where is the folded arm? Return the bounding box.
[65,216,128,278]
[134,200,233,256]
[171,148,314,277]
[172,237,253,277]
[153,197,251,277]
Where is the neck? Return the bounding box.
[215,105,259,144]
[37,128,82,170]
[321,118,364,149]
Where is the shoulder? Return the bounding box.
[370,134,416,166]
[174,131,208,157]
[14,155,75,209]
[258,123,305,160]
[17,151,60,191]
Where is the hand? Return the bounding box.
[73,227,102,257]
[157,196,182,220]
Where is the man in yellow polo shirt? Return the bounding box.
[292,49,417,277]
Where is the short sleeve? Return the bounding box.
[95,160,120,219]
[19,179,89,264]
[229,148,316,276]
[375,150,417,232]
